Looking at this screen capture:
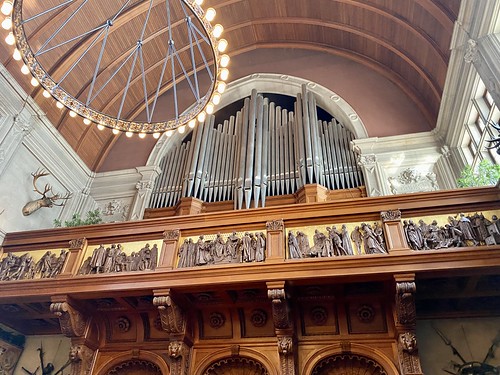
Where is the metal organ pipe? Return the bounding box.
[148,88,364,210]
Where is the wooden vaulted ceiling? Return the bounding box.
[0,0,460,172]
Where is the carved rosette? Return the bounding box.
[395,282,416,326]
[50,302,87,337]
[266,219,284,231]
[152,295,186,335]
[268,288,292,330]
[381,210,402,222]
[163,230,180,241]
[68,238,86,249]
[397,332,422,375]
[69,344,95,375]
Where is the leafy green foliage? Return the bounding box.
[457,159,500,187]
[54,209,102,228]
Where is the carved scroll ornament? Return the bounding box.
[395,281,416,326]
[153,295,186,335]
[50,301,87,337]
[268,288,292,330]
[266,219,284,231]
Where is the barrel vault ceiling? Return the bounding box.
[0,0,460,172]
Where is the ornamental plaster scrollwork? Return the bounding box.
[153,295,186,335]
[50,301,87,337]
[464,39,479,64]
[99,199,130,222]
[388,168,438,194]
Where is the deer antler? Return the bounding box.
[31,169,51,196]
[49,188,73,206]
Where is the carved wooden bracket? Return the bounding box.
[153,293,186,336]
[277,335,295,374]
[68,344,95,375]
[167,340,190,375]
[397,332,423,375]
[267,287,292,331]
[50,298,88,337]
[395,281,416,326]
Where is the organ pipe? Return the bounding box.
[149,87,364,209]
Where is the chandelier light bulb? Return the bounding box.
[83,118,91,125]
[153,132,160,139]
[188,119,196,128]
[97,124,105,131]
[43,90,50,98]
[21,64,29,75]
[12,48,21,61]
[1,16,11,30]
[219,68,229,81]
[5,31,14,45]
[206,103,214,114]
[217,39,228,52]
[125,131,133,138]
[1,1,13,16]
[212,93,221,105]
[166,130,173,137]
[56,101,64,109]
[178,125,186,134]
[139,132,146,139]
[197,111,206,123]
[30,77,39,87]
[220,54,230,68]
[205,8,216,22]
[112,128,119,134]
[217,81,226,94]
[69,110,77,117]
[212,24,223,38]
[194,0,203,5]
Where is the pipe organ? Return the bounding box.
[149,86,364,210]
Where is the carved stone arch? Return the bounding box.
[203,356,269,375]
[302,343,399,375]
[193,347,279,375]
[146,73,368,167]
[94,351,170,375]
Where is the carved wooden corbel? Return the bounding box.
[277,335,295,374]
[68,344,95,375]
[267,287,292,331]
[50,298,88,338]
[153,294,186,336]
[397,331,422,375]
[395,281,416,326]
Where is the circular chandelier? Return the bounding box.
[2,0,230,138]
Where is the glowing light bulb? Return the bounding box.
[1,1,13,16]
[43,90,50,98]
[219,68,229,81]
[153,132,160,139]
[5,31,14,45]
[30,77,39,86]
[12,48,21,61]
[217,81,226,94]
[194,0,203,5]
[97,124,105,131]
[112,128,119,135]
[21,64,29,75]
[125,131,133,138]
[220,54,230,68]
[139,132,146,139]
[212,24,223,38]
[197,111,206,122]
[1,16,11,30]
[188,119,196,128]
[212,93,221,105]
[69,110,77,117]
[83,118,91,125]
[166,130,173,137]
[205,8,216,21]
[206,103,214,114]
[217,39,227,52]
[56,101,64,109]
[178,125,186,134]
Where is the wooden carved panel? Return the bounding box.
[312,354,387,375]
[203,357,269,375]
[106,359,162,375]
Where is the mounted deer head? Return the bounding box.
[22,169,72,216]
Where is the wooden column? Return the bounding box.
[59,238,87,278]
[157,230,180,270]
[394,274,423,375]
[381,210,410,253]
[266,219,285,261]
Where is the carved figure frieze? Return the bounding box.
[78,243,158,275]
[403,212,499,251]
[176,231,266,268]
[0,250,67,281]
[287,222,386,259]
